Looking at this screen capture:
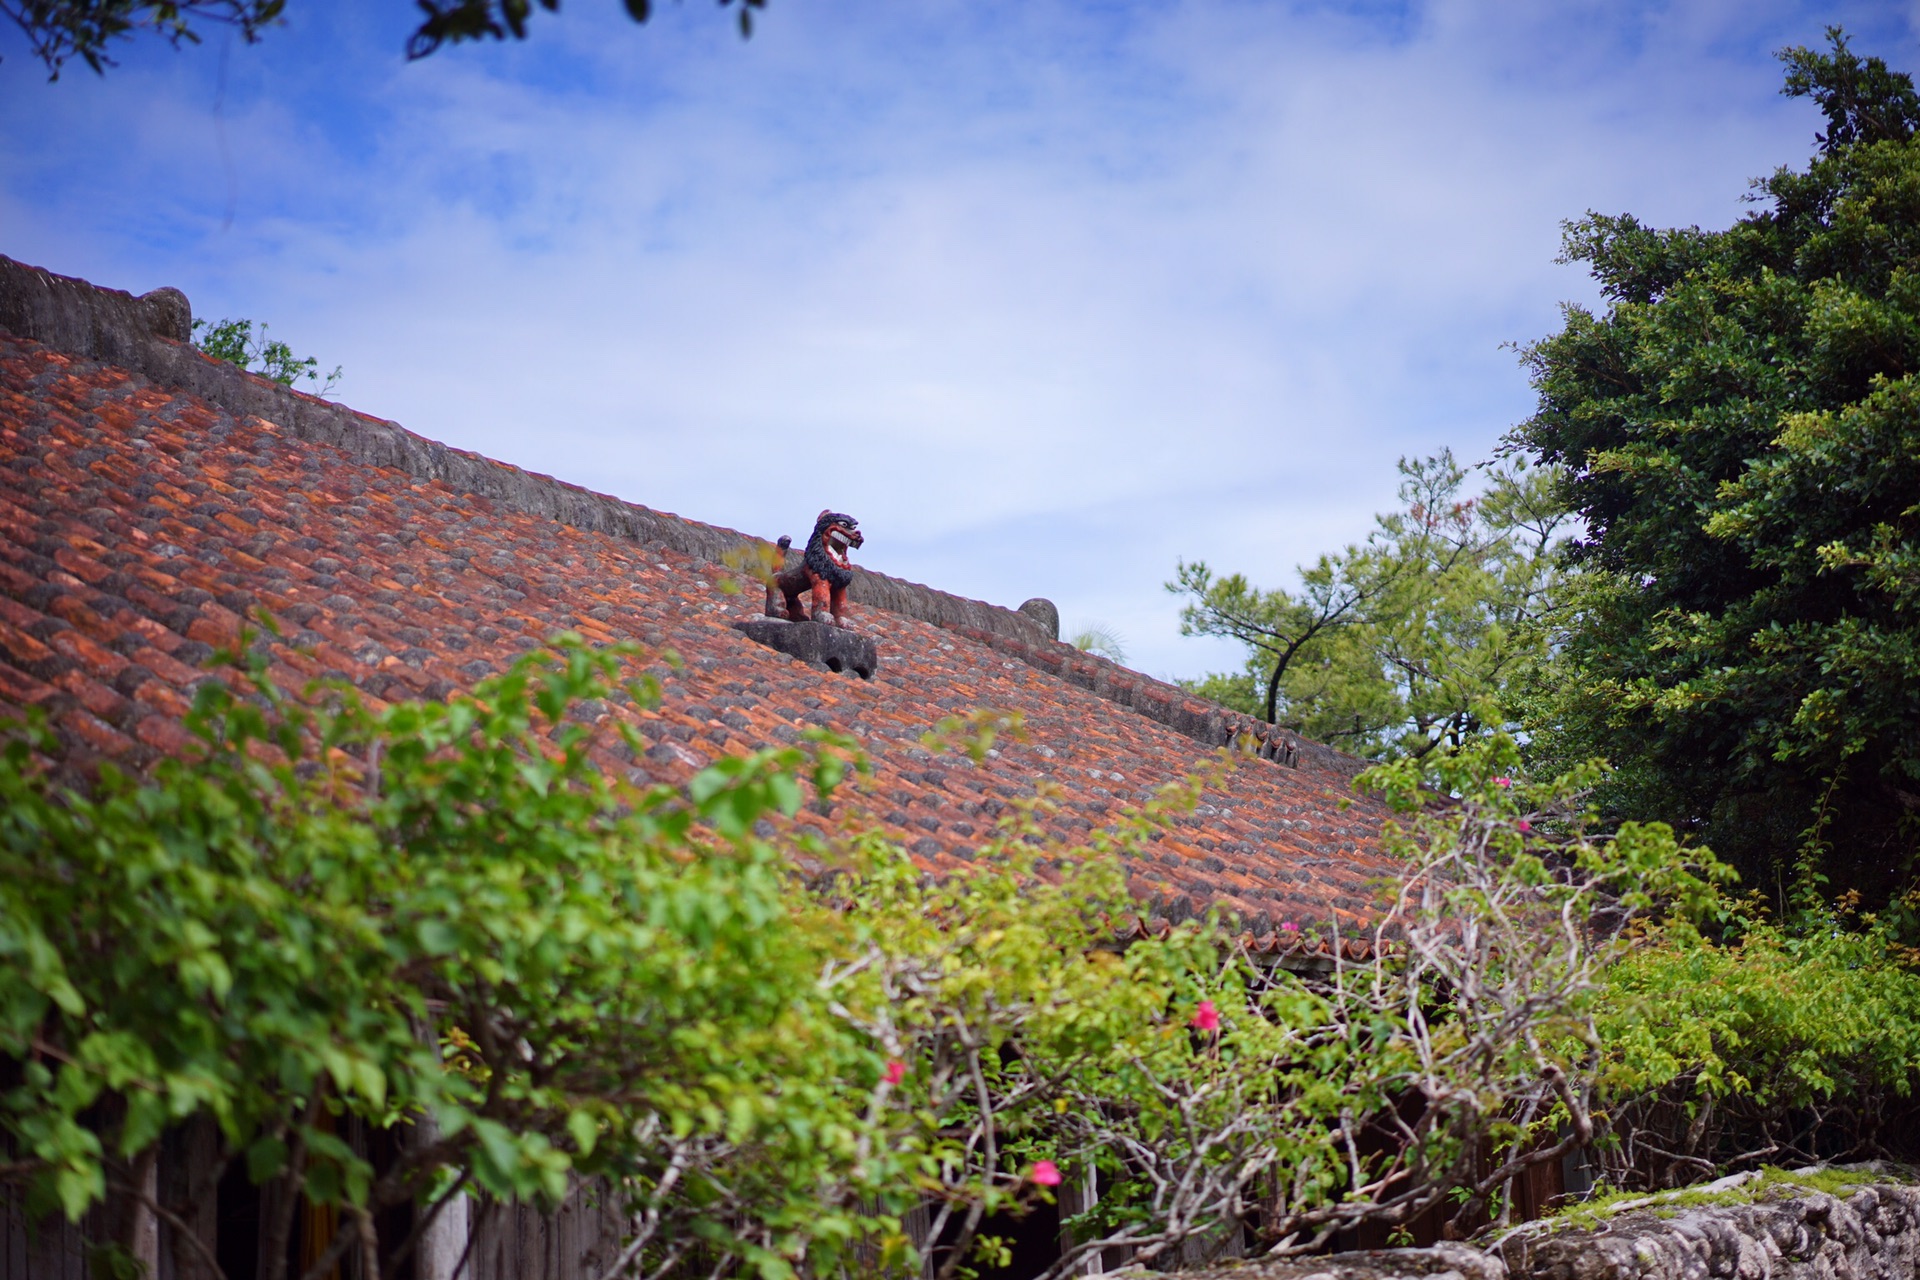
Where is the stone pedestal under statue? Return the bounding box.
[733,618,879,680]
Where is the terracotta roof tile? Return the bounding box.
[0,329,1404,945]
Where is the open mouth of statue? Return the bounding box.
[825,526,862,570]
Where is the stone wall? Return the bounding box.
[1176,1243,1505,1280]
[1166,1179,1920,1280]
[1502,1180,1920,1280]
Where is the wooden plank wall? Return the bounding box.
[2,1193,98,1280]
[466,1181,625,1280]
[3,1120,220,1280]
[1,1146,1598,1280]
[4,1191,626,1280]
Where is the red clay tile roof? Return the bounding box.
[0,284,1402,955]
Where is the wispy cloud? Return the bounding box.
[4,0,1911,678]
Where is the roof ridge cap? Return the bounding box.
[948,624,1371,780]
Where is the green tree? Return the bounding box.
[1173,452,1571,760]
[1512,29,1920,905]
[406,0,768,58]
[193,316,341,396]
[3,0,761,77]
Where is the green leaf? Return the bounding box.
[55,1165,101,1222]
[247,1135,289,1184]
[418,918,459,955]
[566,1108,598,1157]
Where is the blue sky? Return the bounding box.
[4,0,1915,680]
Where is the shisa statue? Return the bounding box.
[765,510,863,629]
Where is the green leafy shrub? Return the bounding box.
[1340,740,1727,1236]
[0,637,873,1279]
[820,735,1727,1273]
[1594,909,1920,1191]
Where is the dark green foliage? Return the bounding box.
[0,0,283,77]
[2,0,761,74]
[1780,28,1920,154]
[1513,30,1920,905]
[407,0,765,58]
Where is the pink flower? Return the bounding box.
[1030,1160,1063,1187]
[1280,920,1300,933]
[1493,776,1514,788]
[1190,1000,1221,1032]
[1515,819,1532,834]
[883,1060,906,1086]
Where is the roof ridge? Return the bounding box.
[950,624,1372,779]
